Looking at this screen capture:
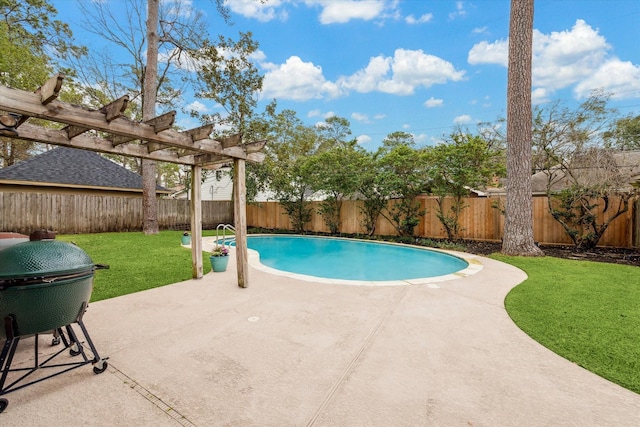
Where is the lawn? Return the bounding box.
[57,230,219,302]
[494,254,640,395]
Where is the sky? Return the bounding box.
[51,0,640,151]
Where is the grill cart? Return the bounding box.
[0,240,108,413]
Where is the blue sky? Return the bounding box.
[53,0,640,150]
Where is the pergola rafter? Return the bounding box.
[0,75,266,287]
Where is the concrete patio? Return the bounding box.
[2,252,639,426]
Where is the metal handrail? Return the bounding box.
[215,224,236,248]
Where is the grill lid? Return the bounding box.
[0,240,95,281]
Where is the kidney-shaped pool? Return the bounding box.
[233,235,481,285]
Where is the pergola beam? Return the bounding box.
[0,85,247,161]
[36,74,64,105]
[14,122,196,165]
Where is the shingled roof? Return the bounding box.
[0,147,169,192]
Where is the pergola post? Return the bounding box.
[233,158,248,287]
[190,165,203,279]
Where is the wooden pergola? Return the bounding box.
[0,74,267,287]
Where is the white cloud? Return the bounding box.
[261,56,342,101]
[406,13,433,25]
[308,109,338,119]
[468,39,508,66]
[574,58,640,99]
[356,134,372,145]
[424,97,444,108]
[467,19,639,100]
[373,113,386,120]
[339,49,465,96]
[185,101,209,113]
[305,0,386,24]
[225,0,288,22]
[351,112,370,123]
[261,49,465,101]
[454,114,472,125]
[472,26,488,34]
[449,1,467,20]
[532,20,609,91]
[414,133,428,144]
[532,87,550,104]
[338,55,391,93]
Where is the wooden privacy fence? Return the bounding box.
[0,192,233,234]
[247,195,639,248]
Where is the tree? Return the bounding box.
[305,145,363,234]
[356,152,388,236]
[192,32,265,136]
[427,132,505,240]
[545,147,636,249]
[531,94,635,249]
[532,92,614,174]
[316,116,357,150]
[604,114,640,150]
[142,0,160,234]
[263,110,321,232]
[73,0,224,234]
[0,0,85,167]
[376,134,430,237]
[501,0,543,256]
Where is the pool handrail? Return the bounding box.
[215,224,236,248]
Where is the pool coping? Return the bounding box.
[213,234,484,287]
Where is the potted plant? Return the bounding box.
[181,231,191,245]
[210,245,230,272]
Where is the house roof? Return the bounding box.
[0,147,169,192]
[530,150,640,194]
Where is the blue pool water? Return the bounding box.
[242,235,468,281]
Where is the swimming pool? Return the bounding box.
[239,235,480,285]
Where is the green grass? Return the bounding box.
[494,254,640,394]
[57,230,220,302]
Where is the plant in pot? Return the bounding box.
[210,245,230,272]
[181,231,191,245]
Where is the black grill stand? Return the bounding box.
[0,302,108,413]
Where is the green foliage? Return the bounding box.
[532,92,615,173]
[548,185,635,250]
[261,110,321,232]
[498,255,640,394]
[0,0,86,167]
[427,132,505,240]
[529,93,637,249]
[603,114,640,151]
[193,32,265,135]
[0,0,86,76]
[356,153,387,236]
[376,138,430,236]
[305,144,363,234]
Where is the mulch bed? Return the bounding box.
[461,240,640,267]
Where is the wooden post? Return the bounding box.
[233,158,248,288]
[190,165,203,279]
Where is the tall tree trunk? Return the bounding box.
[142,0,159,235]
[502,0,543,256]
